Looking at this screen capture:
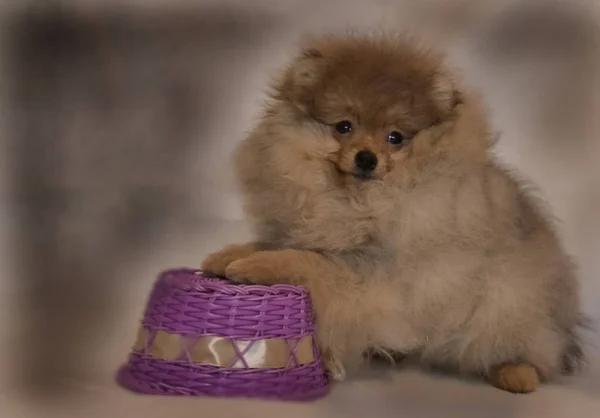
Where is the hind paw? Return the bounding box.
[490,363,540,394]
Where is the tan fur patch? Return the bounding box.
[490,364,540,394]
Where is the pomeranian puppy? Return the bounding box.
[202,34,584,393]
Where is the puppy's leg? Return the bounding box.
[489,363,540,394]
[226,249,364,380]
[365,348,407,365]
[225,249,316,286]
[436,307,565,393]
[201,242,262,276]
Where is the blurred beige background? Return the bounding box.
[0,0,599,417]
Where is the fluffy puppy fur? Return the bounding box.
[202,34,584,393]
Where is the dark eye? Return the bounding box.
[387,131,405,145]
[335,120,353,134]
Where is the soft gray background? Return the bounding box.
[0,0,599,417]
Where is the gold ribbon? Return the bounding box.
[132,327,315,369]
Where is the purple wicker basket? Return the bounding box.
[116,268,330,401]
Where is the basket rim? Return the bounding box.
[116,356,331,401]
[158,268,309,297]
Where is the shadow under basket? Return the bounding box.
[116,268,330,401]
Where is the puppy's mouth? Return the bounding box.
[352,170,375,181]
[337,167,376,181]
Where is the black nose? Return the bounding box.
[354,150,378,172]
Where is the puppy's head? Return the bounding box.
[273,35,489,183]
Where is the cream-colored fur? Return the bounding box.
[202,34,583,393]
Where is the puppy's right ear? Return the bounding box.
[278,47,327,114]
[291,48,324,87]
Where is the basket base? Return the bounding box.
[116,355,330,401]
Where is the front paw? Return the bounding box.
[322,350,347,381]
[225,252,283,285]
[201,243,258,277]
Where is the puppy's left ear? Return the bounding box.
[431,72,462,115]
